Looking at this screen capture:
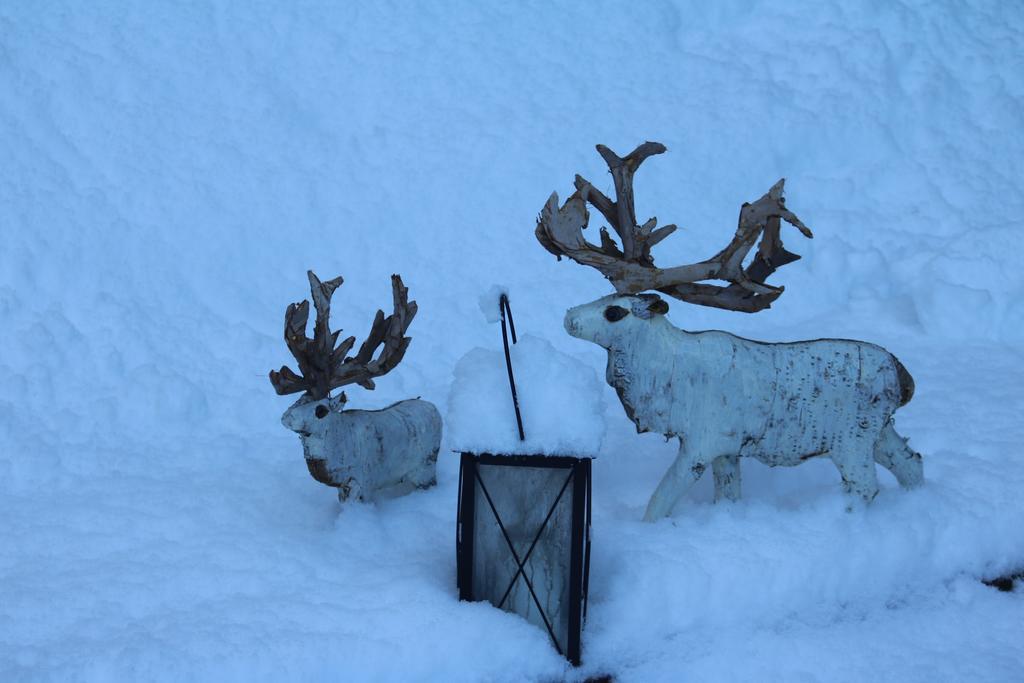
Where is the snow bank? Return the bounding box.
[2,0,1023,681]
[448,335,605,456]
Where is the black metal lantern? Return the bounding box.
[457,452,592,665]
[455,295,593,665]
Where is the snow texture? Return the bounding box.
[448,334,605,456]
[2,2,1023,681]
[477,284,511,324]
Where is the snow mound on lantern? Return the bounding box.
[448,335,605,456]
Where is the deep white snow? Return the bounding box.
[1,2,1022,681]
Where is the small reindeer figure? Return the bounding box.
[270,271,441,503]
[537,142,922,519]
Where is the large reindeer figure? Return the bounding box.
[537,143,923,520]
[270,272,441,504]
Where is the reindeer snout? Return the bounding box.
[564,310,581,338]
[280,411,310,436]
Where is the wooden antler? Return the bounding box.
[536,142,813,313]
[269,272,418,399]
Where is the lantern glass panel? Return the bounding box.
[472,463,574,654]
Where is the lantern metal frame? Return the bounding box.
[456,451,592,665]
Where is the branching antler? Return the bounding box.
[536,142,813,313]
[269,271,418,399]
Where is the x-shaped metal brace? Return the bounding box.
[473,467,575,655]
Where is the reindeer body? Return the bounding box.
[566,295,923,520]
[282,395,441,503]
[270,271,440,506]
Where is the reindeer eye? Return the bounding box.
[604,306,629,322]
[315,405,329,419]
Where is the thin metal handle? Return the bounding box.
[499,293,525,441]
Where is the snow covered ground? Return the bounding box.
[2,2,1022,680]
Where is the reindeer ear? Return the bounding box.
[632,294,668,319]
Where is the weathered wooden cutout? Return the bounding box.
[564,294,922,519]
[540,143,922,518]
[270,272,440,503]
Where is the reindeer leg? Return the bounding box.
[337,477,364,504]
[832,444,879,508]
[873,420,923,489]
[712,454,741,502]
[644,439,706,521]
